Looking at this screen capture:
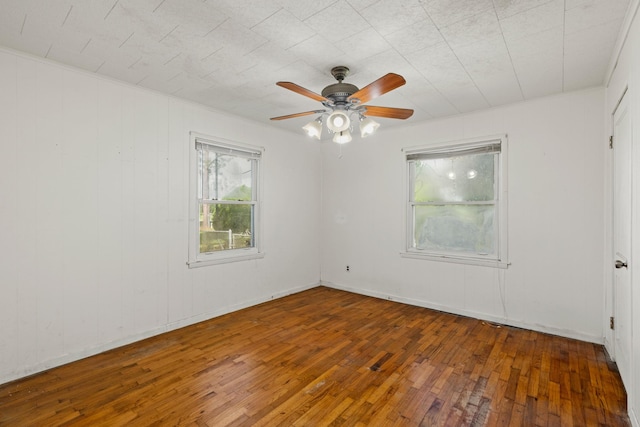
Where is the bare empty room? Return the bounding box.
[0,0,639,425]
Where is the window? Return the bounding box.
[403,135,508,268]
[188,133,264,267]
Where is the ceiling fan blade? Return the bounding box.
[363,105,414,119]
[270,110,326,121]
[276,82,328,102]
[348,73,406,104]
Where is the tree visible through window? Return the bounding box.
[189,134,262,267]
[404,136,508,267]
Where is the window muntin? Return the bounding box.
[404,136,507,267]
[189,134,263,267]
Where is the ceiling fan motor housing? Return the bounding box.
[322,65,359,105]
[321,82,359,103]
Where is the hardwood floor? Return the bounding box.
[0,287,629,426]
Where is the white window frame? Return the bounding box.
[401,134,509,268]
[188,132,264,268]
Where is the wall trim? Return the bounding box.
[321,281,604,345]
[1,279,606,385]
[0,281,320,386]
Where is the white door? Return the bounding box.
[612,91,632,390]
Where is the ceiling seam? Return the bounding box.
[249,7,284,30]
[203,17,229,38]
[164,52,181,66]
[407,5,463,115]
[201,47,223,62]
[497,0,557,21]
[491,0,525,101]
[104,0,119,20]
[94,61,105,73]
[153,0,168,14]
[129,56,142,69]
[430,0,495,112]
[159,25,179,43]
[61,5,73,27]
[80,38,92,54]
[427,5,494,30]
[304,0,342,23]
[430,5,496,109]
[434,25,492,110]
[562,0,566,92]
[119,32,135,49]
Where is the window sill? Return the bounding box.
[400,251,509,269]
[187,251,265,268]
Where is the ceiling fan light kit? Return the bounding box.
[327,111,351,132]
[359,115,380,138]
[333,130,352,144]
[302,117,323,140]
[272,66,414,144]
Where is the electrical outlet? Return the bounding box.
[346,265,350,272]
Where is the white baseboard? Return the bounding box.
[0,281,320,386]
[2,279,606,386]
[321,281,604,344]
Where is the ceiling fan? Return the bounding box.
[270,66,414,143]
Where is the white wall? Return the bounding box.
[0,49,322,384]
[321,87,605,344]
[605,2,640,425]
[0,28,633,423]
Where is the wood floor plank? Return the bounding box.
[0,287,630,426]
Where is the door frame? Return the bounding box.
[606,87,630,362]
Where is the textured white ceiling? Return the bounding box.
[0,0,631,135]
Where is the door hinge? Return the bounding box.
[609,135,613,149]
[610,316,615,330]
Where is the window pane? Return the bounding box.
[413,153,495,202]
[200,149,253,201]
[413,204,495,255]
[199,203,254,253]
